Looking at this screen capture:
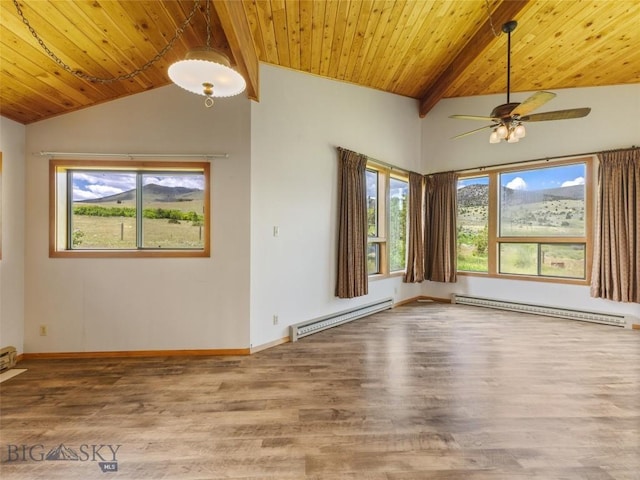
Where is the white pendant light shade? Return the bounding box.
[496,124,508,139]
[514,123,526,138]
[489,130,500,143]
[168,47,246,98]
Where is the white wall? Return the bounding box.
[249,64,424,348]
[421,84,640,320]
[24,85,252,352]
[0,117,26,353]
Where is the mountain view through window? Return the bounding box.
[457,161,589,280]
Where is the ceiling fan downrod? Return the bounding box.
[448,18,591,143]
[502,20,517,104]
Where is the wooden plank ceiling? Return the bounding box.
[1,0,639,124]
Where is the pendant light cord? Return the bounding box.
[12,0,201,84]
[484,0,502,38]
[206,0,212,48]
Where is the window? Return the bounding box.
[457,158,592,283]
[50,160,210,257]
[366,164,408,276]
[389,177,408,272]
[457,175,489,273]
[366,169,381,274]
[0,153,2,260]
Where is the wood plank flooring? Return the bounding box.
[1,302,639,479]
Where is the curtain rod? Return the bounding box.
[458,145,638,174]
[38,151,229,159]
[337,146,410,174]
[367,156,409,173]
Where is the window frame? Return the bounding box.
[49,159,210,258]
[366,162,409,278]
[456,156,594,285]
[0,152,2,260]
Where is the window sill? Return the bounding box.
[457,270,589,286]
[50,249,209,259]
[368,270,406,281]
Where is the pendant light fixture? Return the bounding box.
[168,0,246,107]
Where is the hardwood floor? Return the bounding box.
[1,302,638,479]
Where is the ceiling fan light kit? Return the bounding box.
[490,121,526,143]
[450,20,591,144]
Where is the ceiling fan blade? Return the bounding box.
[451,124,497,139]
[449,114,497,122]
[510,91,557,117]
[520,107,591,122]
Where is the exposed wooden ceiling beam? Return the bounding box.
[213,0,260,102]
[418,0,530,118]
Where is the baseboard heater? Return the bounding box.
[451,294,630,327]
[290,297,393,341]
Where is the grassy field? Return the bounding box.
[498,243,585,278]
[457,243,488,272]
[500,198,585,236]
[71,198,205,249]
[457,204,488,272]
[71,216,204,249]
[457,199,585,277]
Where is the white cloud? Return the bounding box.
[561,176,585,187]
[73,172,203,201]
[506,177,527,190]
[73,188,100,201]
[146,176,204,190]
[87,185,124,196]
[73,172,136,191]
[73,185,123,201]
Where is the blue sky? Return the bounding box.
[366,171,408,200]
[72,172,204,201]
[459,163,586,191]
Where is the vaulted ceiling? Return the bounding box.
[1,0,639,124]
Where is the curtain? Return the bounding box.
[591,147,640,303]
[404,172,425,283]
[335,147,369,298]
[424,171,458,283]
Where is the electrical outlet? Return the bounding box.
[273,315,279,325]
[39,325,48,336]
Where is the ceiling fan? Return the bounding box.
[450,20,591,143]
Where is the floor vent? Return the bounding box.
[290,298,393,341]
[451,294,629,327]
